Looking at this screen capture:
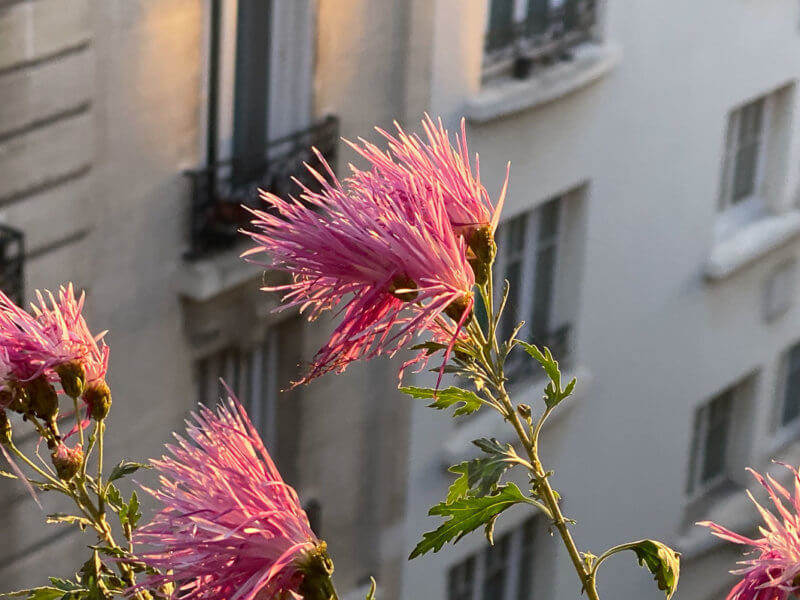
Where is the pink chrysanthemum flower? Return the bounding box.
[347,115,508,240]
[135,391,332,600]
[244,149,476,385]
[699,464,800,600]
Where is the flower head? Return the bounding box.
[244,148,476,385]
[135,390,327,600]
[698,464,800,600]
[0,284,108,401]
[348,115,508,238]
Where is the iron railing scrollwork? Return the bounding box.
[184,116,340,259]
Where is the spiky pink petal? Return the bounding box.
[699,465,800,600]
[243,144,475,385]
[135,390,318,600]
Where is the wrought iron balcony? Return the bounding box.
[184,116,340,259]
[0,225,24,305]
[484,0,597,79]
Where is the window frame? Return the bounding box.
[715,95,773,238]
[686,387,736,497]
[194,329,279,445]
[494,197,567,367]
[446,516,541,600]
[774,340,800,438]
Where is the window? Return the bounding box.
[777,341,800,429]
[718,96,769,216]
[495,197,569,364]
[195,331,278,443]
[0,224,24,305]
[483,0,597,74]
[447,517,540,600]
[687,388,734,495]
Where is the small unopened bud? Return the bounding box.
[55,360,86,399]
[83,380,112,421]
[8,383,30,414]
[388,274,419,302]
[27,376,59,421]
[51,443,83,481]
[0,411,11,446]
[444,294,473,323]
[518,404,532,420]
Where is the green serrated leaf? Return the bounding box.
[0,470,17,479]
[629,540,680,600]
[127,491,141,529]
[105,484,123,511]
[47,579,85,594]
[409,483,531,559]
[5,589,65,600]
[399,387,483,417]
[108,461,148,483]
[88,545,126,559]
[410,341,448,356]
[46,514,93,529]
[446,439,519,503]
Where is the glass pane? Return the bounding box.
[782,370,800,426]
[448,557,475,600]
[738,99,764,145]
[487,0,516,50]
[505,216,527,256]
[526,0,550,35]
[731,142,759,202]
[483,535,510,600]
[537,198,560,241]
[530,244,556,342]
[517,518,537,600]
[502,260,523,341]
[701,392,732,484]
[686,405,703,494]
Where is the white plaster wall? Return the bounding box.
[402,1,800,599]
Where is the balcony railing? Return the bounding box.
[0,225,24,304]
[484,0,597,78]
[184,116,340,259]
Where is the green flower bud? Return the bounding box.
[296,542,336,600]
[467,225,496,286]
[50,443,83,481]
[444,293,473,323]
[388,274,419,302]
[8,382,30,414]
[27,376,59,421]
[83,380,112,421]
[55,360,86,399]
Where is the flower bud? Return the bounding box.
[444,294,473,323]
[0,411,11,446]
[296,542,336,600]
[55,360,86,399]
[388,274,419,302]
[8,383,30,414]
[51,443,83,481]
[27,376,59,421]
[467,225,496,286]
[83,380,112,421]
[518,403,532,420]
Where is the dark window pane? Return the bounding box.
[783,344,800,426]
[686,404,703,494]
[448,557,475,600]
[502,260,523,341]
[732,142,759,202]
[483,535,510,600]
[526,0,550,35]
[701,392,732,484]
[487,0,516,50]
[517,518,537,600]
[530,245,556,341]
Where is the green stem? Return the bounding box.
[73,397,85,448]
[96,421,105,514]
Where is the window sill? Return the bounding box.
[175,242,263,302]
[441,365,592,467]
[676,439,800,559]
[465,42,622,124]
[705,211,800,281]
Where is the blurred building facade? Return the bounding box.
[0,1,410,598]
[2,1,800,600]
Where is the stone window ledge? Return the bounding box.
[676,440,800,559]
[175,242,263,302]
[465,42,623,124]
[441,365,592,467]
[705,211,800,281]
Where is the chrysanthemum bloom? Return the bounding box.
[698,465,800,600]
[135,391,334,600]
[244,151,476,385]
